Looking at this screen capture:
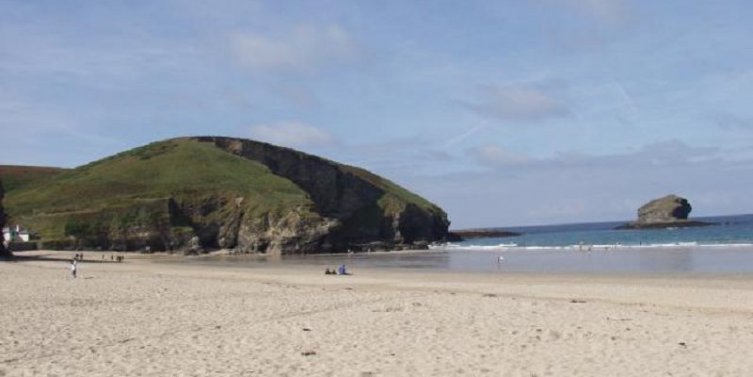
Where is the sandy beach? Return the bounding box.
[2,251,753,376]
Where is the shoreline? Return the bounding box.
[11,250,753,307]
[11,249,753,304]
[441,241,753,250]
[3,252,753,376]
[13,246,753,277]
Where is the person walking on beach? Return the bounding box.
[70,259,77,279]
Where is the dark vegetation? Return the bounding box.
[0,165,67,192]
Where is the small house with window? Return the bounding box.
[2,225,30,242]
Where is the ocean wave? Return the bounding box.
[435,242,518,250]
[433,242,753,251]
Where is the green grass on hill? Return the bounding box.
[5,137,448,245]
[6,139,315,240]
[8,139,312,216]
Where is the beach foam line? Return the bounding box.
[434,242,753,252]
[434,243,518,250]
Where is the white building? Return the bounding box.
[2,225,30,242]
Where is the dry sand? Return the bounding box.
[2,250,753,376]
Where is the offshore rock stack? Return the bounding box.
[616,194,712,230]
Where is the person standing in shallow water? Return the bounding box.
[70,259,77,279]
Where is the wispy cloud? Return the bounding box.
[230,24,360,74]
[419,140,744,227]
[468,140,720,170]
[0,94,121,167]
[715,113,753,131]
[0,27,199,86]
[466,145,531,167]
[0,94,115,144]
[248,121,335,148]
[461,84,571,122]
[536,0,633,51]
[443,121,488,147]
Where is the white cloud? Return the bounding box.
[249,121,335,148]
[462,84,571,122]
[230,24,359,73]
[467,145,531,167]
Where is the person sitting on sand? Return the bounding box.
[338,264,348,275]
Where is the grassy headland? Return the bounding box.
[4,137,448,252]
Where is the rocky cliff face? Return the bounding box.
[6,137,450,254]
[193,137,448,252]
[0,179,10,259]
[617,195,711,229]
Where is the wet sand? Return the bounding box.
[177,245,753,275]
[2,250,753,376]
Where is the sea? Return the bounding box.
[451,214,753,251]
[186,214,753,275]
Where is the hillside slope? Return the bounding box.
[6,137,449,254]
[0,165,67,193]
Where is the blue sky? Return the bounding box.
[2,0,753,227]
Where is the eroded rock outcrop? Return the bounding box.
[617,194,712,229]
[194,137,448,250]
